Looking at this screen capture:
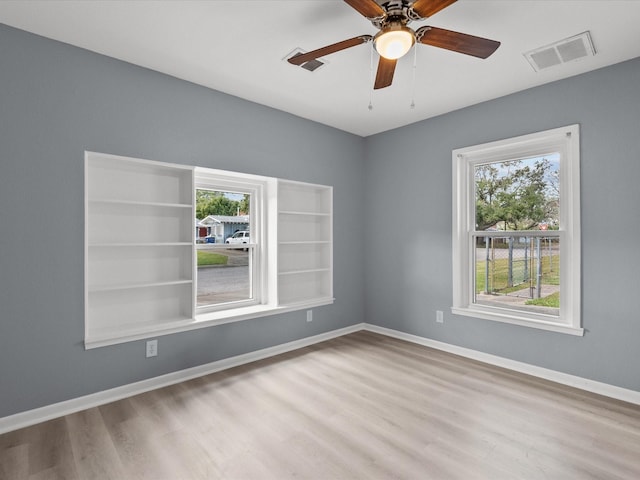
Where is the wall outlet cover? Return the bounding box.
[146,339,158,357]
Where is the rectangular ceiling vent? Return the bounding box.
[524,31,596,72]
[284,48,326,72]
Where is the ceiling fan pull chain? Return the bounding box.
[410,45,417,109]
[368,43,374,111]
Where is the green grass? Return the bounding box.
[475,253,559,294]
[525,291,560,308]
[197,250,228,266]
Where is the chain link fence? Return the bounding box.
[475,235,559,300]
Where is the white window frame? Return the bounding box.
[194,172,263,313]
[452,125,582,336]
[192,167,282,327]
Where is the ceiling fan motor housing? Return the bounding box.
[372,1,414,28]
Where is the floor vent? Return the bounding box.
[285,48,326,72]
[524,31,595,72]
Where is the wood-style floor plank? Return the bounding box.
[65,408,126,479]
[2,330,640,479]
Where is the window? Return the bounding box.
[194,175,261,312]
[85,152,333,348]
[452,125,582,335]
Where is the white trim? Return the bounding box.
[451,306,584,336]
[3,323,638,435]
[0,324,363,435]
[193,171,266,315]
[85,298,336,349]
[363,324,640,406]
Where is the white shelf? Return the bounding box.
[89,279,192,293]
[277,180,331,215]
[278,216,331,243]
[278,210,331,217]
[89,198,192,209]
[278,270,332,305]
[278,240,330,245]
[277,179,332,306]
[86,280,193,328]
[278,268,331,276]
[85,152,195,347]
[86,153,193,205]
[87,200,193,244]
[278,241,330,273]
[89,242,193,247]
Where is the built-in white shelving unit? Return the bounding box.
[85,153,333,348]
[277,180,333,306]
[85,153,194,346]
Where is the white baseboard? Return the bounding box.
[363,324,640,406]
[0,324,364,435]
[2,321,638,435]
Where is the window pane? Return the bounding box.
[195,188,252,308]
[474,154,560,232]
[473,235,560,317]
[473,154,560,317]
[197,246,252,306]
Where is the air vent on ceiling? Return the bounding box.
[285,48,326,72]
[524,31,596,72]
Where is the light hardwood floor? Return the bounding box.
[2,330,640,479]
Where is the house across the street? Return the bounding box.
[196,215,249,243]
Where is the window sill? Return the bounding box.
[85,298,335,349]
[451,306,584,336]
[195,298,334,326]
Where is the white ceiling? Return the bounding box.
[1,1,640,136]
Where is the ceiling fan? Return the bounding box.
[288,0,501,89]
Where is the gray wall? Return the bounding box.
[2,22,639,421]
[0,25,365,418]
[364,56,640,392]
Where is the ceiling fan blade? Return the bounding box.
[410,0,457,18]
[288,35,372,66]
[416,26,500,59]
[344,0,386,19]
[374,57,397,90]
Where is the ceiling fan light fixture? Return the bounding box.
[374,24,415,60]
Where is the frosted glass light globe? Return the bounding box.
[374,27,415,60]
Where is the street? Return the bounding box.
[196,265,250,306]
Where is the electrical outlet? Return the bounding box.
[436,310,444,323]
[306,310,313,322]
[146,339,158,358]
